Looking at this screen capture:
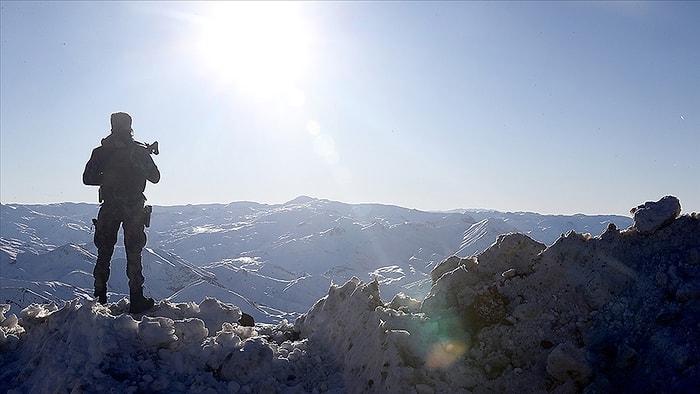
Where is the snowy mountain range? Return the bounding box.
[1,196,631,323]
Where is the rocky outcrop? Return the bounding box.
[297,197,700,393]
[631,195,681,235]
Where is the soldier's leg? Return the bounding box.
[93,205,121,303]
[123,203,147,293]
[123,203,154,314]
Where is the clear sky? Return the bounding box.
[1,1,698,215]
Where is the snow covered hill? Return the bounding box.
[1,197,632,323]
[1,196,697,393]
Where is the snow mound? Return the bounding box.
[0,298,343,393]
[296,199,699,393]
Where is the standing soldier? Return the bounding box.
[83,112,160,313]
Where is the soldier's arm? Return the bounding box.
[146,156,160,184]
[82,148,103,186]
[133,146,160,184]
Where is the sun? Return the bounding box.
[192,2,311,99]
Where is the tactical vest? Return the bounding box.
[99,142,149,202]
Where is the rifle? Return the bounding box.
[136,140,159,155]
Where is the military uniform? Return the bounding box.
[83,112,160,313]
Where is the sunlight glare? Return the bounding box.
[287,88,306,107]
[307,120,321,136]
[313,134,339,165]
[194,2,311,99]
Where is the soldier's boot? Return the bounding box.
[129,288,155,314]
[94,290,107,305]
[94,287,107,305]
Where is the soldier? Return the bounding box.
[83,112,160,313]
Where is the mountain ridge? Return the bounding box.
[1,197,633,322]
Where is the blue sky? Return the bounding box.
[1,1,698,215]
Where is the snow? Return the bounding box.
[1,299,343,393]
[3,196,698,392]
[1,198,631,323]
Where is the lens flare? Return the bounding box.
[313,134,339,165]
[422,314,470,369]
[426,339,469,368]
[307,120,321,136]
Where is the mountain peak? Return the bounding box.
[285,195,318,205]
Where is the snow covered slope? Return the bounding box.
[1,197,632,322]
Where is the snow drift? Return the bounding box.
[1,196,698,393]
[297,196,699,393]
